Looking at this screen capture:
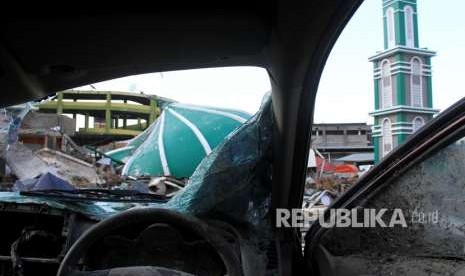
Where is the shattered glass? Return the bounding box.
[319,136,465,275]
[1,95,275,229]
[163,94,274,272]
[166,94,273,228]
[0,192,147,220]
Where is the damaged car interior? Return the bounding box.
[1,0,465,275]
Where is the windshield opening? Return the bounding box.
[0,66,270,204]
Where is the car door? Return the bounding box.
[304,97,465,276]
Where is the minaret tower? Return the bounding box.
[369,0,438,162]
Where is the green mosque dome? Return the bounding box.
[108,103,251,178]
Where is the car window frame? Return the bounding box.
[304,96,465,272]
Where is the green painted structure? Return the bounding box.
[115,103,251,178]
[369,0,439,163]
[105,119,158,162]
[38,90,169,138]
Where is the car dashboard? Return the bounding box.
[0,202,94,275]
[0,202,240,276]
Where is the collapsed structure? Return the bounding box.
[113,103,251,178]
[0,90,251,196]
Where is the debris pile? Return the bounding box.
[303,148,373,223]
[0,97,252,199]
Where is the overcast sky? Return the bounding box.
[78,0,465,124]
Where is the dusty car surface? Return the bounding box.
[1,1,465,275]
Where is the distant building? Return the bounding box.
[335,153,374,166]
[311,123,373,160]
[369,0,439,162]
[19,111,76,150]
[38,90,172,145]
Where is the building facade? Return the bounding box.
[369,0,439,162]
[311,123,373,160]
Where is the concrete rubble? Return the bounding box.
[35,148,104,186]
[4,136,104,187]
[5,143,49,181]
[0,98,249,197]
[0,104,185,196]
[0,103,109,191]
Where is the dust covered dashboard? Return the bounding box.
[0,202,238,276]
[0,201,95,275]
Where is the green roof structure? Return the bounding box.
[109,103,251,178]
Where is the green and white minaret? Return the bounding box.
[369,0,438,163]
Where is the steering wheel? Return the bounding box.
[57,208,242,276]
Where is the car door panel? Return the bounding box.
[305,98,465,276]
